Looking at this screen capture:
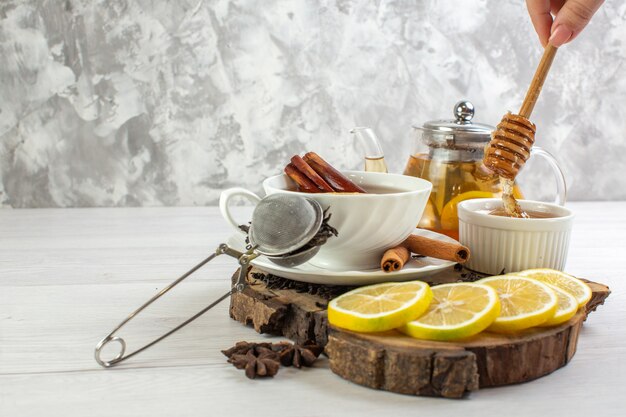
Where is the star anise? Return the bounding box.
[222,341,323,378]
[227,349,280,379]
[273,341,323,368]
[221,341,273,358]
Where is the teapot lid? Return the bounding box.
[416,100,494,144]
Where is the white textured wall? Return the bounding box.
[1,0,625,207]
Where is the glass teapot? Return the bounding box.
[354,100,566,240]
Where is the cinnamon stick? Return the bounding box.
[303,152,367,193]
[381,246,411,272]
[290,155,335,192]
[379,234,471,272]
[403,234,470,264]
[284,164,322,193]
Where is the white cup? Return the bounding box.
[458,198,574,275]
[220,171,432,271]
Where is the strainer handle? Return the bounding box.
[94,244,258,368]
[219,187,262,233]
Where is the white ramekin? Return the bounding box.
[458,199,574,275]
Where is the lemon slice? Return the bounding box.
[440,191,494,230]
[539,284,579,327]
[515,269,592,308]
[399,283,500,341]
[479,275,558,333]
[328,281,433,332]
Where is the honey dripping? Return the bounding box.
[501,178,529,218]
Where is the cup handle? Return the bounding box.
[530,147,567,205]
[219,187,262,234]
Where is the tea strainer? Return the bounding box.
[95,193,331,368]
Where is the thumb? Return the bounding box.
[550,0,604,47]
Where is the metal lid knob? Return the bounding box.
[454,101,474,124]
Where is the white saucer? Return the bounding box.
[226,229,457,286]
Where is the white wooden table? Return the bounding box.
[1,204,624,416]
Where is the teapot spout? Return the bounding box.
[350,127,388,173]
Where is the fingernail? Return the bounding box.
[549,25,573,47]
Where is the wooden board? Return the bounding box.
[325,311,585,398]
[229,268,610,398]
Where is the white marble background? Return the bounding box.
[1,0,625,208]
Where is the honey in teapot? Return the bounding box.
[402,101,522,240]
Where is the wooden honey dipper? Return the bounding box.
[484,44,558,179]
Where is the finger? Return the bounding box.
[526,0,553,46]
[550,0,566,15]
[550,0,604,46]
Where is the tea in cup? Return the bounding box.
[220,171,432,270]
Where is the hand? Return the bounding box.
[526,0,604,47]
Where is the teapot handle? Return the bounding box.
[530,147,567,205]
